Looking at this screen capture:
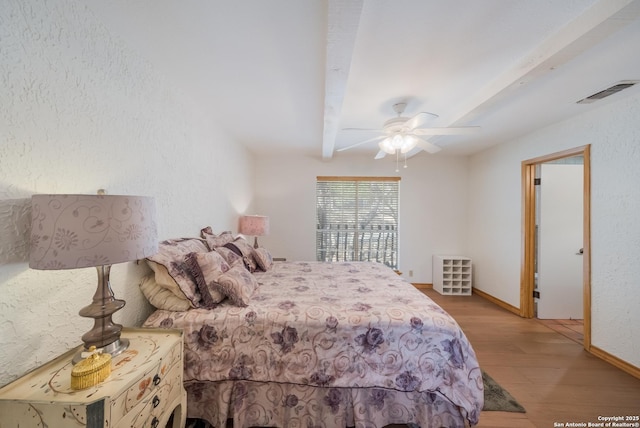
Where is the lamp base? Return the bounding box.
[74,265,128,364]
[72,338,129,364]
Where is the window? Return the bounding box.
[316,176,400,269]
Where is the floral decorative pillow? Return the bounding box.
[185,251,230,309]
[200,226,214,236]
[252,247,273,271]
[214,246,244,268]
[201,227,235,249]
[224,238,258,272]
[214,265,259,307]
[146,238,209,307]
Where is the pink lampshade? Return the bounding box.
[30,194,158,270]
[238,215,270,237]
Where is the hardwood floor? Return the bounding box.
[422,289,640,428]
[538,319,584,345]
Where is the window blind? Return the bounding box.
[316,177,399,269]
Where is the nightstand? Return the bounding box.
[0,328,186,428]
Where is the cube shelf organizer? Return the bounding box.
[433,255,472,295]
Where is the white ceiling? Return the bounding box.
[85,0,640,160]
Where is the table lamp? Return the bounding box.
[29,194,157,361]
[238,215,269,248]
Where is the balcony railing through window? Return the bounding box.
[316,223,398,269]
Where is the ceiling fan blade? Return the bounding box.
[336,135,385,152]
[374,150,387,160]
[412,126,480,135]
[403,111,439,130]
[416,137,442,154]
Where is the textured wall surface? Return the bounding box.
[589,94,640,366]
[467,92,640,367]
[0,0,253,386]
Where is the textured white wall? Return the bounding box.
[0,0,253,386]
[467,93,640,367]
[253,153,469,283]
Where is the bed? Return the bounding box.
[140,234,483,428]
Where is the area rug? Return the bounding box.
[482,370,526,412]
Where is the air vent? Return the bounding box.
[577,80,639,104]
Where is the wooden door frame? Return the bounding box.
[520,145,591,351]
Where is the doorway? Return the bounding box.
[521,145,591,351]
[536,159,583,319]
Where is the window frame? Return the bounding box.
[316,176,400,269]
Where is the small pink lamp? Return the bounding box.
[238,215,269,248]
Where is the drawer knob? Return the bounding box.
[151,416,159,428]
[153,374,161,385]
[152,395,160,408]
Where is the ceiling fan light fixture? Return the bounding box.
[391,134,404,149]
[400,135,419,153]
[379,138,396,155]
[379,134,419,155]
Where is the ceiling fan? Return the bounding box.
[337,102,480,160]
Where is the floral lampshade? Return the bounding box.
[28,193,158,359]
[238,215,270,237]
[29,194,158,270]
[238,215,270,248]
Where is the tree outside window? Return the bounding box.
[316,177,399,269]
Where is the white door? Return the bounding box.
[537,163,583,319]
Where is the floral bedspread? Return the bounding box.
[143,261,483,426]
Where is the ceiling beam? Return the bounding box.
[441,0,640,128]
[321,0,363,160]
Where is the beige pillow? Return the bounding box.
[147,238,209,307]
[185,251,229,308]
[139,275,192,311]
[214,265,259,307]
[146,260,193,305]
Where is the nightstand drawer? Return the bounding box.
[111,339,182,423]
[116,362,183,428]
